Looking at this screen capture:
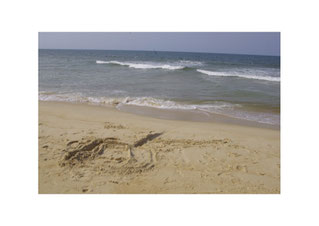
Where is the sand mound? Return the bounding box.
[59,137,127,167]
[59,135,157,176]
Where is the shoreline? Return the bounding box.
[39,99,280,130]
[117,103,279,130]
[39,101,280,194]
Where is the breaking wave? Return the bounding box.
[39,92,279,125]
[39,92,237,112]
[197,69,280,82]
[96,60,186,70]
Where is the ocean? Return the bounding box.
[39,49,280,126]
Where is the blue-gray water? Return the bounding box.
[39,49,280,125]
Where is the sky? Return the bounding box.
[39,32,280,56]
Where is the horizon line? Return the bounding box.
[38,48,280,57]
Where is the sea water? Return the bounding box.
[39,49,280,126]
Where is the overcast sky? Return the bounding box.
[39,32,280,56]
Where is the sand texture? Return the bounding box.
[39,101,280,194]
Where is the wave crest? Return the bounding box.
[96,60,185,70]
[197,69,280,82]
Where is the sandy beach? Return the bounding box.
[38,101,280,194]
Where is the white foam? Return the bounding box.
[197,69,280,82]
[39,93,278,125]
[39,92,236,111]
[121,97,197,110]
[39,92,86,103]
[96,60,185,70]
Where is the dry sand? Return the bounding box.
[39,101,280,194]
